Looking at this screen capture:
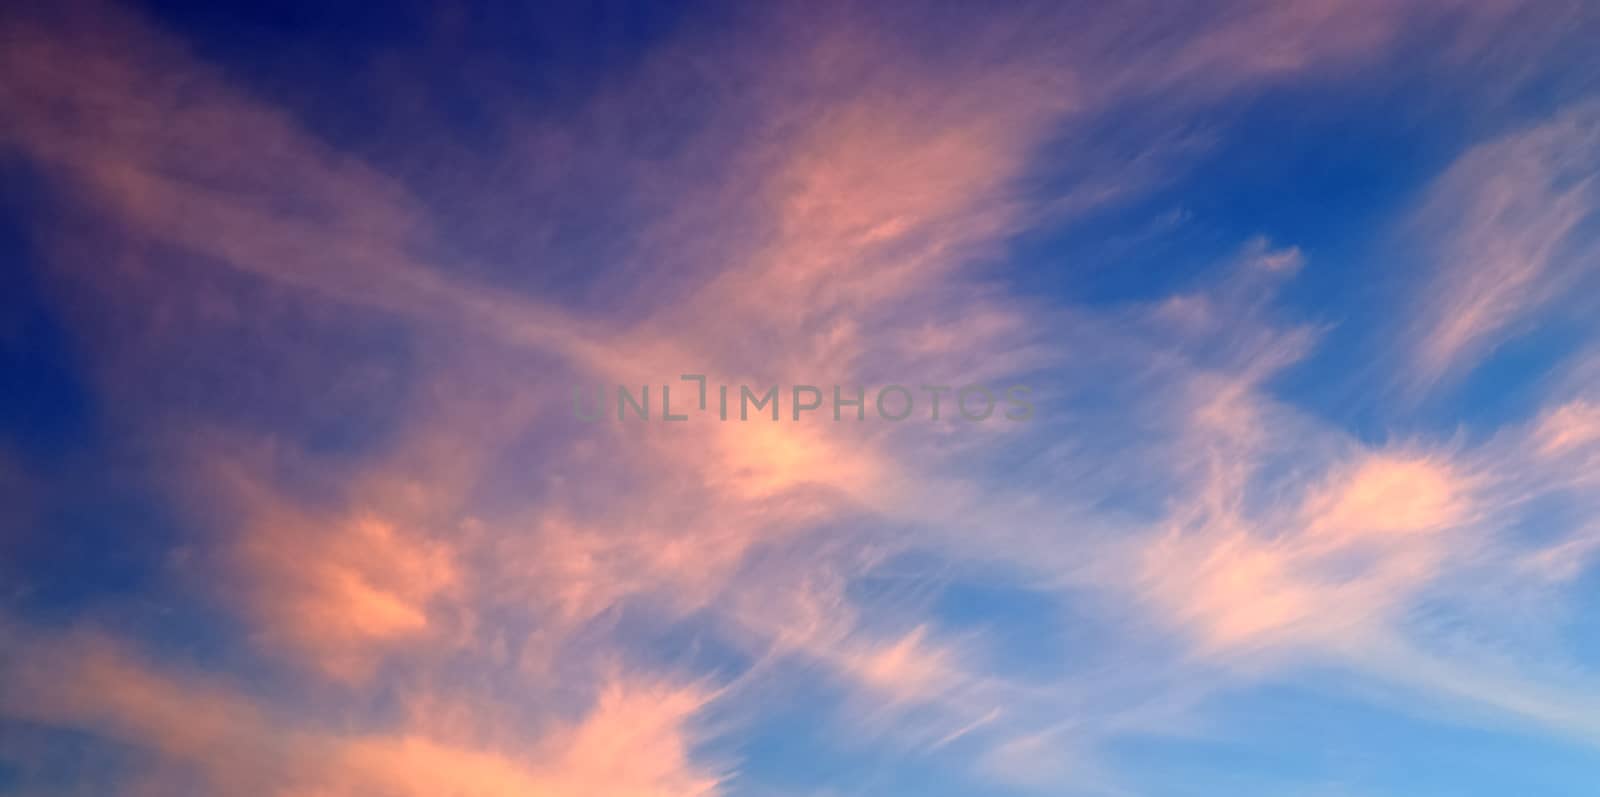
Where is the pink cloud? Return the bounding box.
[1405,102,1600,392]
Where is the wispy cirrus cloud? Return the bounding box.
[0,623,723,796]
[3,1,1600,795]
[1404,101,1600,393]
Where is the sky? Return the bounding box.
[2,1,1600,795]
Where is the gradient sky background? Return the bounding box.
[3,1,1600,795]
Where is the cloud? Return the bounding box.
[1302,453,1474,540]
[4,1,1600,795]
[1139,443,1475,656]
[235,509,459,681]
[1405,101,1600,392]
[1533,399,1600,458]
[0,622,722,797]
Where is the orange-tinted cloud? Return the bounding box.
[5,1,1598,794]
[0,623,722,797]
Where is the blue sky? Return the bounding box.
[3,1,1600,795]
